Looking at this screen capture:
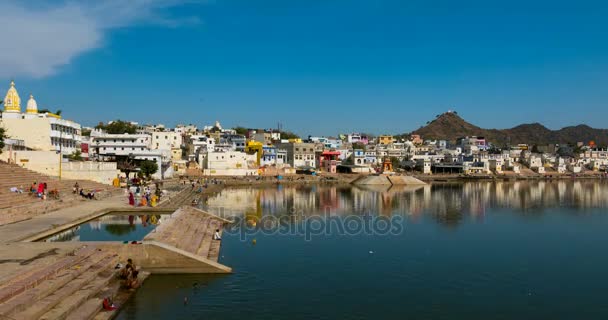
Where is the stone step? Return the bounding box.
[37,261,119,320]
[207,226,223,261]
[0,250,114,317]
[0,246,98,304]
[181,217,211,254]
[92,271,150,320]
[64,298,102,320]
[197,219,221,258]
[18,254,118,320]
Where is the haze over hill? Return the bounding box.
[410,112,608,146]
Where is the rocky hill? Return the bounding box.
[410,112,608,146]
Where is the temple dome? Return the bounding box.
[3,80,21,113]
[26,94,38,114]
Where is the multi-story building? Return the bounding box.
[378,135,394,145]
[347,133,369,145]
[187,135,216,168]
[89,131,169,179]
[174,124,198,135]
[251,130,281,145]
[203,150,257,176]
[151,131,183,161]
[0,81,82,155]
[218,133,246,151]
[260,146,287,167]
[276,142,316,169]
[457,136,488,154]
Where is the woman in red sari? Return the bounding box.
[128,191,135,206]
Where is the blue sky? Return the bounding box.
[2,0,608,136]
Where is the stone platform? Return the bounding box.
[0,195,231,319]
[352,174,426,186]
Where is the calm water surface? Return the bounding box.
[118,181,608,319]
[43,213,171,242]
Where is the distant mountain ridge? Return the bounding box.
[411,112,608,146]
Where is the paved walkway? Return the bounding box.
[0,193,131,244]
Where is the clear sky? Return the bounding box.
[2,0,607,136]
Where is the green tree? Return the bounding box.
[104,224,135,236]
[390,156,400,169]
[96,120,138,134]
[233,126,249,135]
[68,150,83,161]
[352,142,365,150]
[81,128,91,137]
[139,160,158,179]
[37,108,62,115]
[279,130,300,140]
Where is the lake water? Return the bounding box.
[42,213,171,242]
[117,181,608,319]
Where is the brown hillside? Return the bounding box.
[411,112,608,146]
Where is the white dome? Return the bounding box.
[26,94,38,114]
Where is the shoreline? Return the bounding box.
[179,172,608,188]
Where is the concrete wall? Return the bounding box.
[203,168,258,176]
[98,241,231,274]
[0,150,118,184]
[1,117,52,151]
[62,162,119,185]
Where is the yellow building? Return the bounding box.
[0,80,82,154]
[378,135,394,145]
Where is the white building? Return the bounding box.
[0,81,81,155]
[151,131,183,161]
[90,131,169,179]
[174,124,198,135]
[189,135,216,166]
[203,150,257,176]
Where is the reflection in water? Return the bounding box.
[202,180,608,228]
[43,213,171,242]
[118,180,608,320]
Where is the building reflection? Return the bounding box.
[204,181,608,227]
[43,214,170,242]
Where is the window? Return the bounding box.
[295,148,299,151]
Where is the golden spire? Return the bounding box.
[3,80,21,113]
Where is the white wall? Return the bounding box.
[0,150,118,184]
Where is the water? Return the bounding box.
[42,212,171,242]
[117,181,608,319]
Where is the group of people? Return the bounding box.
[29,181,48,199]
[73,182,97,200]
[118,258,140,289]
[128,185,159,207]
